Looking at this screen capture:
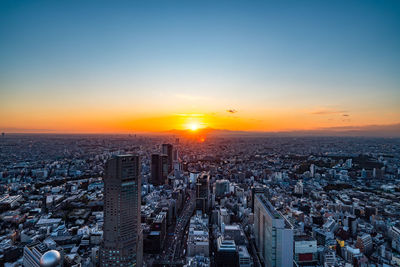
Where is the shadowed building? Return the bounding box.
[162,143,173,173]
[161,155,168,182]
[215,237,239,267]
[151,154,168,185]
[101,155,143,267]
[151,154,162,186]
[196,173,210,213]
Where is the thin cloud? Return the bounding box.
[342,114,349,117]
[309,109,347,115]
[227,109,238,114]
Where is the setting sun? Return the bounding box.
[189,123,199,131]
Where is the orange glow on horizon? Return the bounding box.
[1,108,400,134]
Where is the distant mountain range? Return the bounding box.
[2,123,399,137]
[166,123,400,138]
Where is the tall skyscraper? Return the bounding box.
[310,164,316,178]
[196,172,210,213]
[254,194,293,267]
[151,154,161,186]
[162,143,173,173]
[101,155,143,267]
[151,154,168,186]
[161,154,169,182]
[215,179,230,197]
[215,237,239,267]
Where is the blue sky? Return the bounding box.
[1,0,399,132]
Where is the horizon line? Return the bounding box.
[1,122,399,137]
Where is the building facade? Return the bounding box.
[151,154,168,186]
[254,194,293,267]
[294,235,318,266]
[196,173,210,213]
[161,143,173,173]
[101,155,143,267]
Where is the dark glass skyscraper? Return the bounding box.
[151,154,161,186]
[151,154,168,186]
[161,154,168,181]
[162,143,173,173]
[196,172,210,213]
[101,155,143,267]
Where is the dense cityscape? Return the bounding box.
[2,0,400,266]
[0,134,399,267]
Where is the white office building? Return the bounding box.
[254,194,293,267]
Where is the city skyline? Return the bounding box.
[1,1,400,134]
[3,135,399,266]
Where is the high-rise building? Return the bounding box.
[215,237,238,267]
[162,143,173,173]
[101,155,143,267]
[151,154,168,185]
[151,154,161,186]
[173,147,179,161]
[196,172,210,213]
[161,154,169,182]
[250,186,268,212]
[151,154,162,186]
[254,194,293,267]
[215,179,230,197]
[356,234,373,255]
[344,215,357,236]
[310,164,316,178]
[173,160,182,179]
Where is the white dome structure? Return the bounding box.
[39,250,61,267]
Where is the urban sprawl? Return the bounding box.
[0,134,400,267]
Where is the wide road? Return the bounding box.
[173,190,196,260]
[156,189,196,265]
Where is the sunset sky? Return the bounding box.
[1,1,400,133]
